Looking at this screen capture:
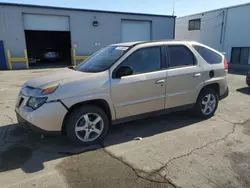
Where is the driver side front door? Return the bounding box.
[110,46,167,119]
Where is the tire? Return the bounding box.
[65,105,109,145]
[246,76,250,88]
[193,88,219,118]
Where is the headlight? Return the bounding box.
[27,97,47,110]
[42,84,59,95]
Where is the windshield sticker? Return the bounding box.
[115,46,129,51]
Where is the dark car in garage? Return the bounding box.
[43,48,61,62]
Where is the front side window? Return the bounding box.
[193,45,222,64]
[76,46,129,72]
[120,47,161,74]
[167,45,195,68]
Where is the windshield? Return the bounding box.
[76,46,129,72]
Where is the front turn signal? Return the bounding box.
[42,84,59,95]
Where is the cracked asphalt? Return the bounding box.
[0,68,250,188]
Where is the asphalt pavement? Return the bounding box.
[0,68,249,188]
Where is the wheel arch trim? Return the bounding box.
[61,97,115,134]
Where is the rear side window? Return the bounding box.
[167,45,195,68]
[193,45,222,64]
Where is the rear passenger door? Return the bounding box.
[165,44,204,109]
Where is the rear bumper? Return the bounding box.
[220,87,229,100]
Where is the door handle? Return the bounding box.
[155,80,165,84]
[193,73,201,77]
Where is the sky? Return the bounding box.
[1,0,250,17]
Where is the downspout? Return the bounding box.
[173,16,176,39]
[220,11,225,46]
[221,8,229,53]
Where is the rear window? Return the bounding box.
[193,45,222,64]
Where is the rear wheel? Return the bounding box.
[65,105,109,145]
[193,88,218,118]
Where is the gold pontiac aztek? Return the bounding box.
[15,41,229,145]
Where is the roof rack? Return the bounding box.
[131,39,196,47]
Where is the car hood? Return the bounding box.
[24,68,87,89]
[23,68,110,101]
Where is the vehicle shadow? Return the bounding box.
[29,64,68,70]
[228,69,248,76]
[0,110,204,174]
[236,87,250,95]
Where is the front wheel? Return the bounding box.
[65,105,109,145]
[193,88,219,118]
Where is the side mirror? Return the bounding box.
[115,66,133,78]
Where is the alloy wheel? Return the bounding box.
[74,113,104,142]
[201,94,216,115]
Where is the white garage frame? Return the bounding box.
[23,14,70,31]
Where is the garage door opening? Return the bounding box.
[25,30,71,67]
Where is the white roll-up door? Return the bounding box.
[23,14,70,31]
[121,20,151,42]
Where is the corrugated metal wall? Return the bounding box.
[175,16,201,42]
[175,9,226,52]
[0,4,175,68]
[223,4,250,62]
[175,3,250,64]
[0,6,27,58]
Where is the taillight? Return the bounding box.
[224,57,228,70]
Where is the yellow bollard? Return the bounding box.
[7,50,12,70]
[72,48,76,67]
[7,49,29,70]
[24,49,29,69]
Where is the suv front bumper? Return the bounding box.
[15,94,68,133]
[16,112,57,134]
